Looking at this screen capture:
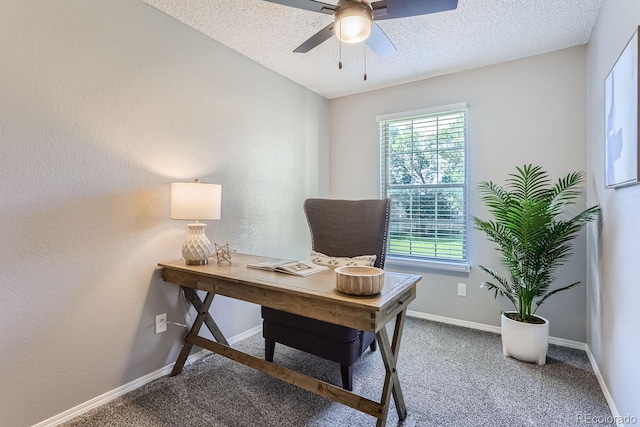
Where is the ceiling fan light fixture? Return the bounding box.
[335,4,372,44]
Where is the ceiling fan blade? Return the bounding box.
[293,22,335,53]
[371,0,458,20]
[263,0,337,15]
[366,23,397,59]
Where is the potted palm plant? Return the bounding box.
[473,165,600,364]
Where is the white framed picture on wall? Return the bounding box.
[605,26,640,189]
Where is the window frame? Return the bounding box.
[377,102,470,272]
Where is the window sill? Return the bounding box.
[385,256,471,273]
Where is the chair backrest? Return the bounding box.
[303,198,391,269]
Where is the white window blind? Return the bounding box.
[379,104,468,268]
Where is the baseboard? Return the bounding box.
[548,335,586,350]
[585,345,626,426]
[406,310,587,350]
[33,325,263,427]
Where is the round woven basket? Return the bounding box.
[335,266,384,296]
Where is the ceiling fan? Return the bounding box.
[264,0,458,58]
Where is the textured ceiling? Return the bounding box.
[141,0,603,99]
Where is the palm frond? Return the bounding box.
[534,281,582,312]
[550,171,584,207]
[507,164,551,200]
[479,265,518,308]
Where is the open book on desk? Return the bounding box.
[246,259,328,277]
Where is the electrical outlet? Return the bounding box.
[155,313,167,334]
[457,283,467,297]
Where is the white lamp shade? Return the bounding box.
[170,182,221,221]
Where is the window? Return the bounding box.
[378,103,468,271]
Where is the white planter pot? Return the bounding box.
[501,312,549,365]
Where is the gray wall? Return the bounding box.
[329,46,590,342]
[0,1,329,426]
[586,0,640,420]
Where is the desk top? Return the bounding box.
[159,253,421,332]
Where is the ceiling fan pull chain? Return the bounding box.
[338,25,343,70]
[363,43,367,81]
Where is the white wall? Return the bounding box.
[586,0,640,420]
[329,46,590,342]
[0,1,329,426]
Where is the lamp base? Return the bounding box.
[181,223,213,265]
[185,258,209,266]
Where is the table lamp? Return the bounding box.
[170,180,221,265]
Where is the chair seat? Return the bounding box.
[262,306,376,374]
[261,307,359,342]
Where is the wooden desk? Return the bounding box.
[159,253,421,426]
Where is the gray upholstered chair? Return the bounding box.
[261,198,391,391]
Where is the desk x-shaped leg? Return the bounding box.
[375,309,408,426]
[170,287,229,376]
